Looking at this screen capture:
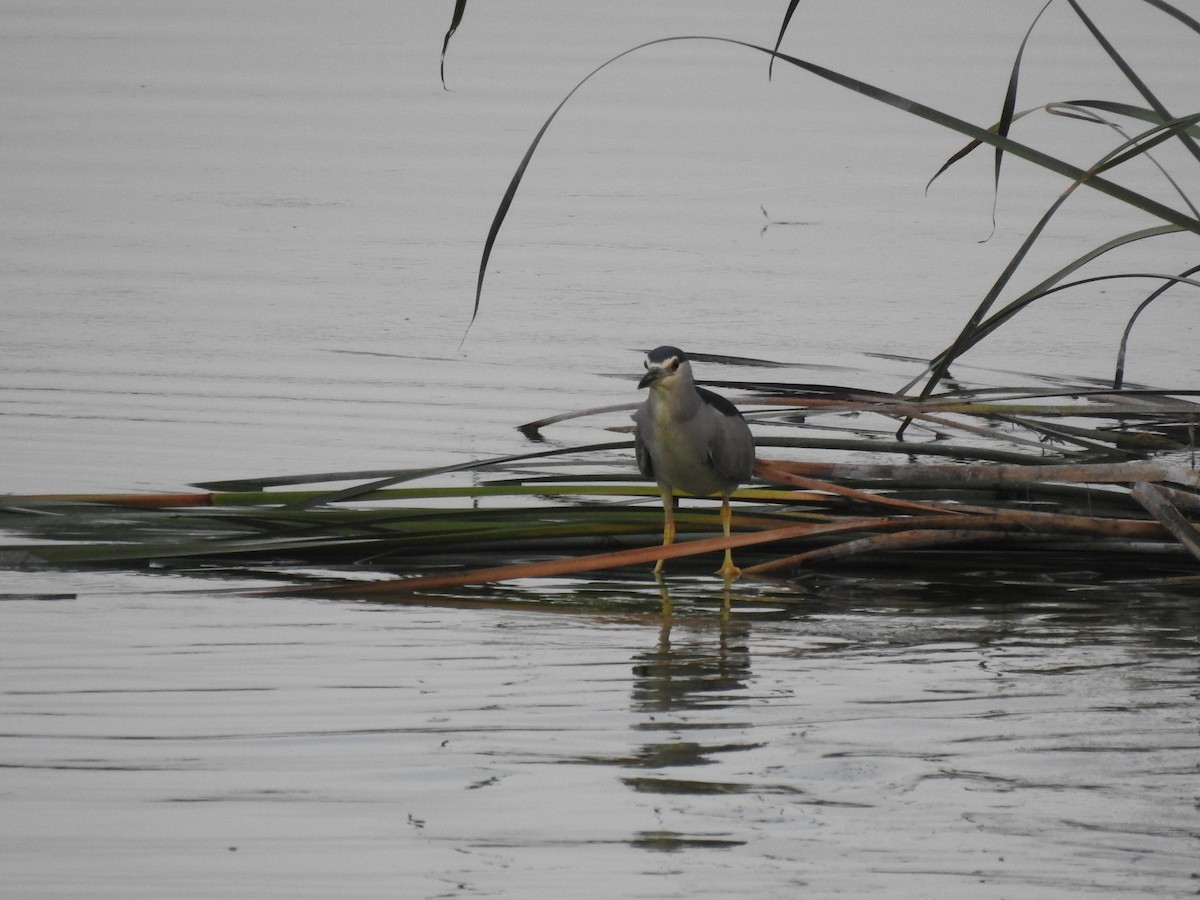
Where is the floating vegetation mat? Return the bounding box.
[4,378,1200,600]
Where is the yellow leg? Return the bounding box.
[716,495,741,581]
[654,570,673,620]
[653,485,675,575]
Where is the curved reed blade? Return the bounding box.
[908,212,1187,400]
[926,109,1040,195]
[1067,0,1200,164]
[905,190,1076,400]
[1116,263,1200,388]
[467,41,669,333]
[194,441,630,494]
[518,403,638,441]
[1051,99,1199,131]
[470,35,1200,329]
[988,1,1055,230]
[440,0,468,90]
[1138,0,1200,32]
[768,0,802,81]
[285,441,637,509]
[929,101,1200,203]
[1048,104,1200,220]
[1096,113,1200,175]
[960,267,1200,367]
[747,42,1200,229]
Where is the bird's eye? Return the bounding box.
[643,359,649,370]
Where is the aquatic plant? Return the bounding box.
[4,379,1200,597]
[459,1,1199,398]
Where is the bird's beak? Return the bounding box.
[638,368,660,389]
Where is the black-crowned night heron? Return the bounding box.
[633,346,755,579]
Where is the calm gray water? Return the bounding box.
[3,570,1198,898]
[3,2,1199,897]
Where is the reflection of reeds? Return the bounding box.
[3,380,1199,594]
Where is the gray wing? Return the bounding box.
[698,388,755,483]
[632,403,654,479]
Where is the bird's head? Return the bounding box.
[638,345,692,391]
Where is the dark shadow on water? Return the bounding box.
[630,831,746,852]
[784,554,1200,657]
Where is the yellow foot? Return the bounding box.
[710,547,739,580]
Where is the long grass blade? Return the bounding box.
[916,111,1200,396]
[1067,0,1200,165]
[948,269,1200,379]
[1094,114,1200,175]
[467,41,677,333]
[1051,99,1200,133]
[989,1,1055,231]
[1116,263,1200,388]
[1048,104,1200,220]
[926,108,1040,195]
[769,0,802,81]
[929,101,1200,202]
[1137,0,1200,33]
[905,219,1187,399]
[745,40,1200,230]
[518,403,637,440]
[440,0,468,90]
[470,35,1200,329]
[194,441,630,494]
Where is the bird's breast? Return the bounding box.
[645,401,729,497]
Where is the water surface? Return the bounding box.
[2,2,1199,897]
[3,570,1198,898]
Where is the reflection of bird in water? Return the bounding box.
[630,577,752,717]
[633,346,755,579]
